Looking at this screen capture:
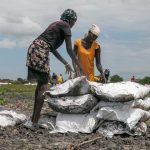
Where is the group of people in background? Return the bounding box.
[25,9,109,130]
[50,68,110,87]
[50,73,64,86]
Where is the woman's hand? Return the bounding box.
[79,69,85,76]
[74,66,85,77]
[65,64,73,76]
[101,73,107,83]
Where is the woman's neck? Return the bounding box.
[82,37,93,49]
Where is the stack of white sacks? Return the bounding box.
[44,76,150,137]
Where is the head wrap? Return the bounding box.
[60,9,77,23]
[84,32,88,38]
[89,24,100,36]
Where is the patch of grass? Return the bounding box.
[0,84,36,97]
[0,84,35,92]
[0,98,7,105]
[0,83,51,97]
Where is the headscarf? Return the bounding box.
[60,9,77,23]
[89,24,100,36]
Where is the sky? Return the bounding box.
[0,0,150,80]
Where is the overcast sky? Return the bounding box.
[0,0,150,80]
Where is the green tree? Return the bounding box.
[14,78,27,84]
[110,75,123,82]
[17,78,24,82]
[138,76,150,85]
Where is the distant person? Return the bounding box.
[57,74,64,84]
[131,75,135,82]
[73,24,106,83]
[51,73,58,86]
[25,9,84,130]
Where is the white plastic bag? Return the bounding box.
[132,97,150,111]
[0,109,27,127]
[46,94,98,114]
[91,81,150,102]
[93,101,150,129]
[51,113,97,133]
[45,76,90,97]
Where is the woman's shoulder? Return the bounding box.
[93,40,100,49]
[74,38,82,44]
[75,38,81,42]
[57,20,70,27]
[48,20,70,29]
[94,40,100,46]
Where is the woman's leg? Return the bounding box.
[31,84,39,122]
[31,82,48,124]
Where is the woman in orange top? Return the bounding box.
[73,24,106,82]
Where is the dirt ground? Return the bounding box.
[1,94,150,150]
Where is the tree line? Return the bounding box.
[110,75,150,85]
[0,75,150,85]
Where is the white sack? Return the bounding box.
[0,109,27,127]
[97,121,147,138]
[51,113,97,133]
[88,81,103,87]
[92,101,150,129]
[132,97,150,111]
[0,115,16,127]
[46,94,98,114]
[45,76,90,97]
[97,120,130,138]
[38,113,56,130]
[91,81,150,102]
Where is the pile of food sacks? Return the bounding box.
[43,76,150,137]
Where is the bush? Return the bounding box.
[110,75,123,83]
[138,76,150,85]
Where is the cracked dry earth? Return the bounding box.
[1,94,150,150]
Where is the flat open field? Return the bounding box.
[0,84,150,150]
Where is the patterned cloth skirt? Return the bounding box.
[26,39,51,83]
[26,38,51,73]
